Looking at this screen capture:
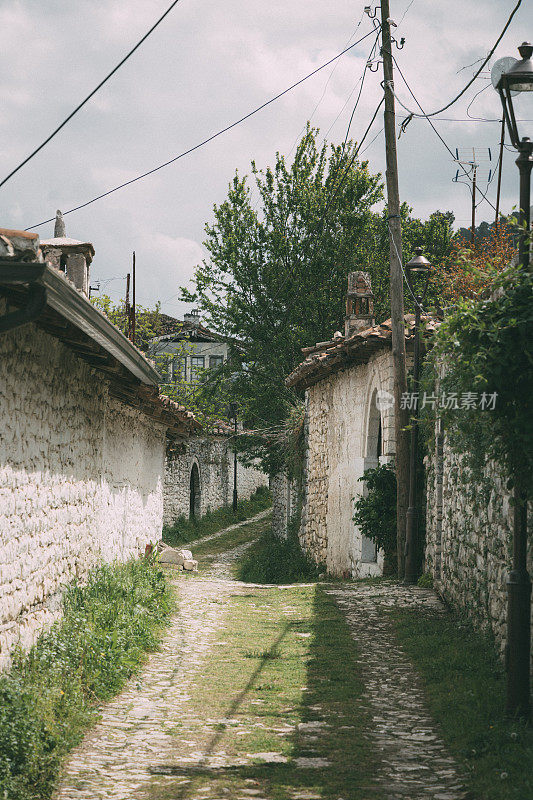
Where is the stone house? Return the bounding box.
[148,310,229,384]
[0,219,199,666]
[285,273,435,578]
[164,427,268,526]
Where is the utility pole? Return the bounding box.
[125,273,131,339]
[471,165,477,243]
[131,251,136,346]
[380,0,410,579]
[495,118,505,228]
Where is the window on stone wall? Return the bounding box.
[190,356,205,381]
[209,355,223,369]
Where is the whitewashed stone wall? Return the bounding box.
[425,430,533,667]
[163,438,268,526]
[271,472,300,539]
[299,349,395,577]
[0,321,167,668]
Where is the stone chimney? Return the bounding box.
[184,309,201,327]
[40,210,95,297]
[344,271,375,338]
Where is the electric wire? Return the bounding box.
[0,0,184,190]
[396,0,522,123]
[287,8,367,157]
[391,54,497,212]
[26,28,377,231]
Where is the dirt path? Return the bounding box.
[56,519,466,800]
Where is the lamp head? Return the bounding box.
[497,43,533,148]
[406,247,431,274]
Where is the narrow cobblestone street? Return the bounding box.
[55,514,466,800]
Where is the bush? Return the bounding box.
[352,463,397,574]
[0,556,173,800]
[237,515,320,584]
[163,485,271,547]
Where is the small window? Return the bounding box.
[190,355,205,380]
[59,254,68,273]
[209,355,224,369]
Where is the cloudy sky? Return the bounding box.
[1,0,531,317]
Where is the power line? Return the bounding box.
[0,0,184,190]
[26,28,377,231]
[397,0,522,124]
[391,55,497,212]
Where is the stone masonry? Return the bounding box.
[0,321,167,667]
[299,349,395,577]
[163,437,268,526]
[425,430,533,670]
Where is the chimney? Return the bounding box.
[184,309,201,327]
[40,210,95,297]
[344,271,375,337]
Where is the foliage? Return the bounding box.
[237,514,321,584]
[427,263,533,495]
[352,463,397,572]
[91,293,167,352]
[389,606,533,800]
[0,557,173,800]
[163,485,271,547]
[417,572,434,588]
[181,125,456,472]
[429,224,516,306]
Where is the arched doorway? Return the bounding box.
[361,388,381,563]
[189,463,200,519]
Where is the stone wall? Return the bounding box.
[299,349,395,577]
[425,428,533,667]
[0,321,167,667]
[163,438,268,526]
[271,472,300,539]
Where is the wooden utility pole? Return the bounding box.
[125,273,132,340]
[131,251,136,345]
[380,0,410,579]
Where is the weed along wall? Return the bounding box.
[0,321,167,668]
[425,436,533,667]
[164,436,268,525]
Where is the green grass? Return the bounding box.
[163,485,271,547]
[147,585,383,800]
[193,515,272,565]
[0,557,174,800]
[237,519,321,584]
[388,606,533,800]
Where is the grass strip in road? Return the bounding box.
[163,485,271,547]
[388,606,533,800]
[149,584,383,800]
[192,515,273,569]
[0,557,173,800]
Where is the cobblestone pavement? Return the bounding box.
[327,583,466,800]
[56,523,466,800]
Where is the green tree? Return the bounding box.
[183,127,456,472]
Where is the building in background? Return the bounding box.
[148,310,229,384]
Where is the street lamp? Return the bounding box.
[404,247,431,585]
[496,41,533,721]
[228,402,239,513]
[496,42,533,272]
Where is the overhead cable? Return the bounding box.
[396,0,522,127]
[26,28,376,230]
[0,0,184,189]
[391,56,497,212]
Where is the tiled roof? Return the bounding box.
[286,315,440,391]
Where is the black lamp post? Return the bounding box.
[404,247,431,585]
[496,41,533,720]
[228,402,238,513]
